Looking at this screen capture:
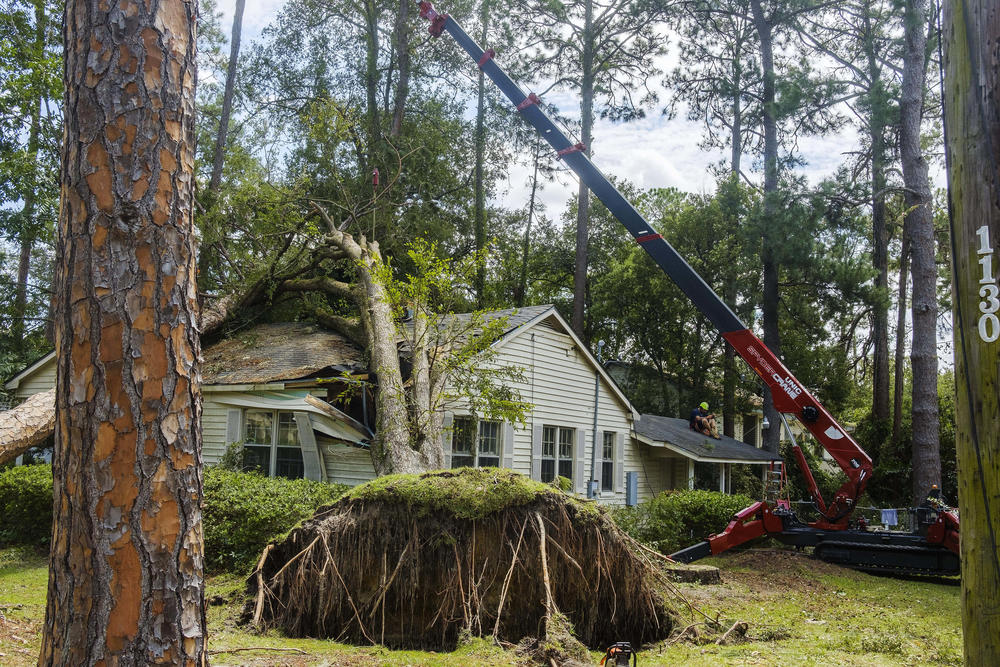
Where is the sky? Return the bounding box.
[213,0,869,218]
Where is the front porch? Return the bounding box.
[633,413,781,493]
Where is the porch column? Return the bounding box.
[687,459,695,490]
[718,462,726,493]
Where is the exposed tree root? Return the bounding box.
[244,470,675,651]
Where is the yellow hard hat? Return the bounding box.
[700,402,709,410]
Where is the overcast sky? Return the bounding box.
[213,0,869,217]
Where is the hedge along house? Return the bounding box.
[2,305,779,504]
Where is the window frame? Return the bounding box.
[601,431,615,492]
[540,425,575,483]
[450,416,503,469]
[242,409,305,479]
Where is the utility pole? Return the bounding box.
[942,1,1000,662]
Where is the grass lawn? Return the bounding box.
[0,546,962,665]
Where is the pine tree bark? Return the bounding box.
[870,105,892,427]
[750,0,781,454]
[891,230,909,444]
[39,0,206,664]
[473,1,490,305]
[208,0,245,193]
[12,0,47,354]
[723,80,743,440]
[516,141,541,308]
[902,0,940,504]
[363,0,380,169]
[389,0,410,137]
[571,0,594,339]
[942,2,1000,660]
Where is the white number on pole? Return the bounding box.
[979,314,1000,343]
[977,225,999,343]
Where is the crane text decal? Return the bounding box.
[976,225,999,343]
[746,345,804,401]
[773,374,803,400]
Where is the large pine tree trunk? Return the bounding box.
[572,0,594,339]
[473,1,490,305]
[12,1,47,354]
[891,231,909,444]
[942,1,1000,660]
[871,114,892,426]
[516,142,541,308]
[750,0,781,454]
[723,90,743,439]
[389,0,410,137]
[364,0,380,170]
[39,1,206,664]
[208,0,245,193]
[902,0,940,504]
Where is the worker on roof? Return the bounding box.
[690,402,721,439]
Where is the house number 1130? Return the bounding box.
[977,225,999,343]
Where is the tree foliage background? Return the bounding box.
[0,0,956,501]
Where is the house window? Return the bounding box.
[742,415,758,448]
[540,425,575,483]
[243,410,304,479]
[601,432,615,492]
[451,417,502,468]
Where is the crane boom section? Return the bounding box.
[417,2,872,507]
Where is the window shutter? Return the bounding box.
[294,412,325,482]
[614,431,625,493]
[594,431,604,492]
[574,428,586,494]
[502,422,514,470]
[225,409,242,447]
[442,413,454,468]
[530,424,542,480]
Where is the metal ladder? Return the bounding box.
[765,461,785,504]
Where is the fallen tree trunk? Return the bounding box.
[0,388,55,465]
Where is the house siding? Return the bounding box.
[11,355,56,403]
[445,318,667,505]
[201,397,231,463]
[317,436,377,486]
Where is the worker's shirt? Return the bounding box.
[689,408,703,428]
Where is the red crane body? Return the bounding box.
[417,1,959,575]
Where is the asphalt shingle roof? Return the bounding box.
[635,413,781,463]
[201,322,365,385]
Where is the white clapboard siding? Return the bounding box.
[317,436,376,486]
[450,317,654,505]
[201,398,232,464]
[13,355,56,402]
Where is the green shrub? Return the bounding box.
[612,489,755,555]
[202,467,348,573]
[0,464,53,546]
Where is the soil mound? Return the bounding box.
[245,468,674,651]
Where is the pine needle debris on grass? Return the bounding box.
[244,468,676,651]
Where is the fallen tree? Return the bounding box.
[0,388,55,465]
[246,468,675,653]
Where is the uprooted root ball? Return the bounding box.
[244,468,675,650]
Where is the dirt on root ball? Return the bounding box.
[244,468,675,651]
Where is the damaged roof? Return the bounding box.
[634,414,781,463]
[202,322,364,385]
